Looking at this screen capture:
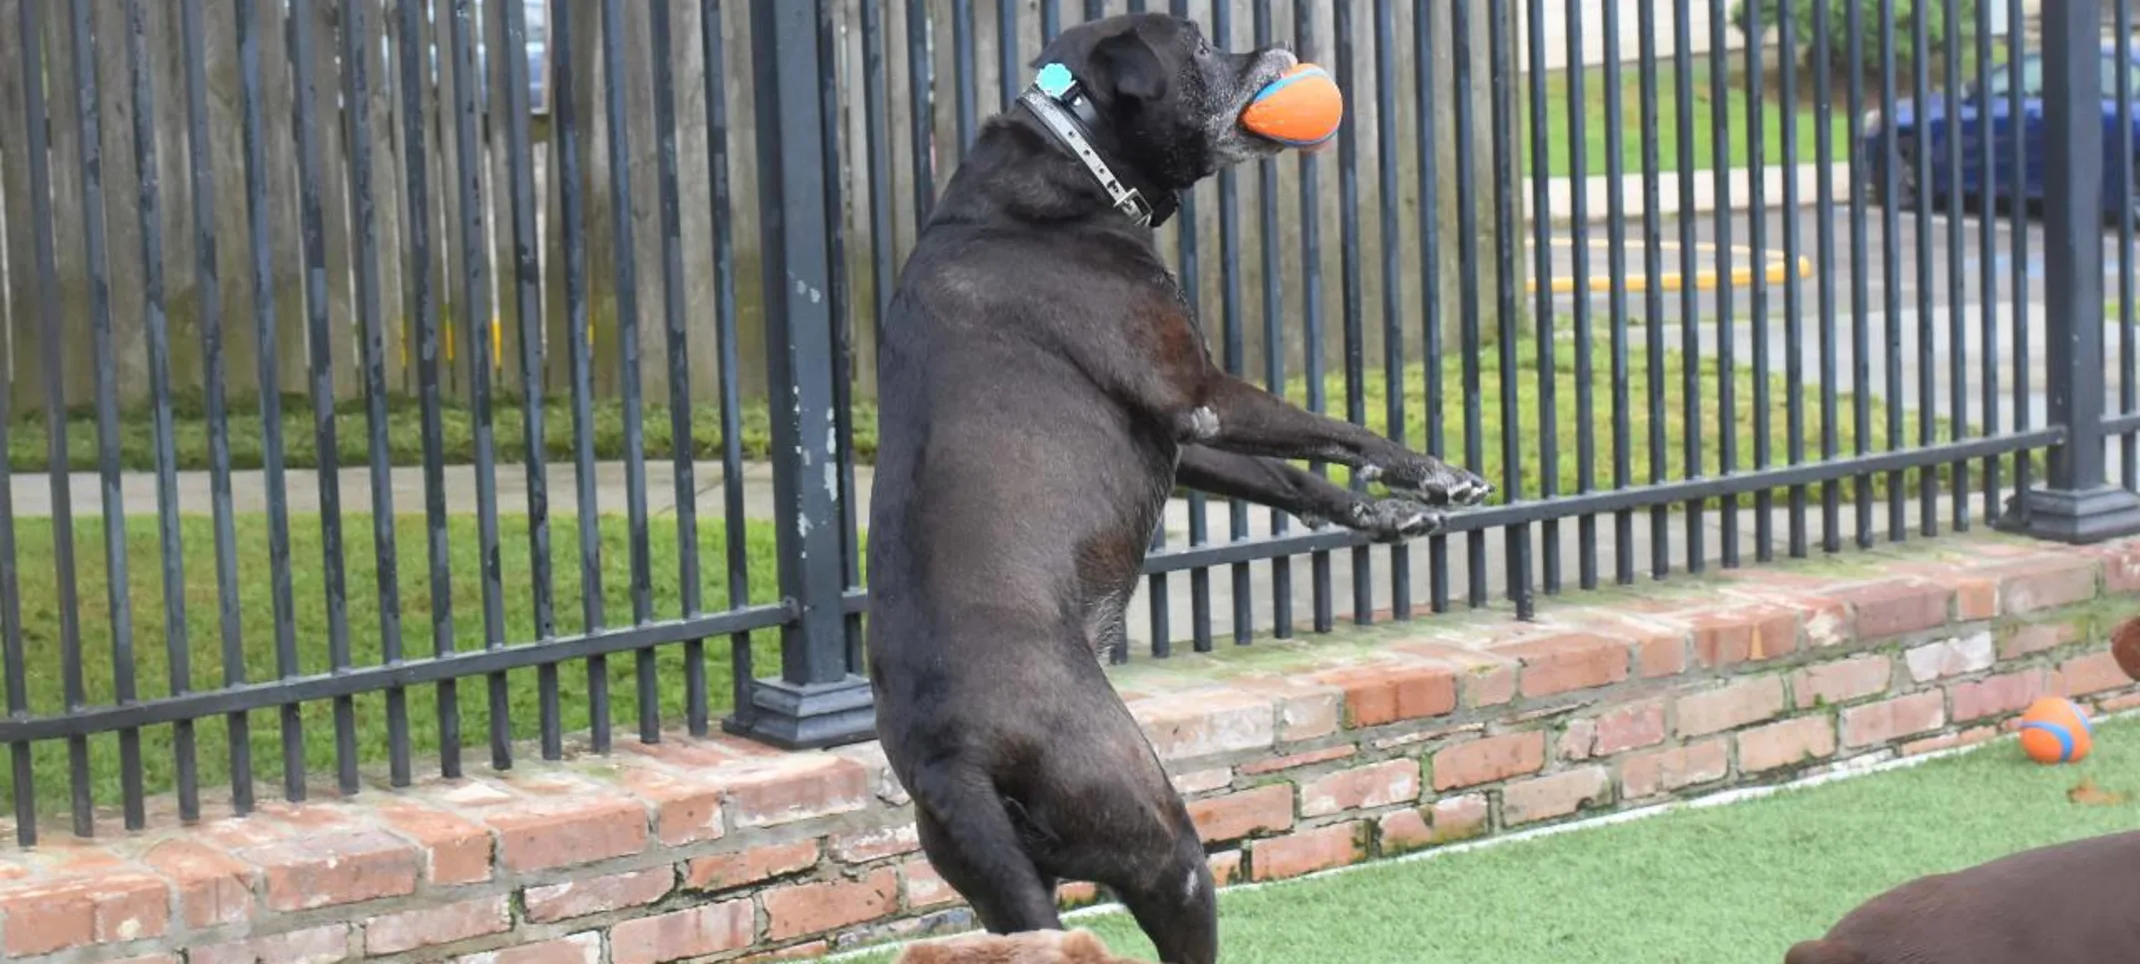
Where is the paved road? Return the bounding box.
[1546,203,2055,318]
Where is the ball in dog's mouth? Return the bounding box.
[2113,615,2140,682]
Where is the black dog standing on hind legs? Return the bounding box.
[866,13,1492,963]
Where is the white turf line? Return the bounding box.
[822,708,2138,961]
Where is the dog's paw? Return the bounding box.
[1377,459,1494,507]
[1345,499,1445,542]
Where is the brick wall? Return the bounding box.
[5,534,2139,963]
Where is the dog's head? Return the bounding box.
[1029,13,1302,189]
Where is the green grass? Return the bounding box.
[0,512,801,816]
[1278,328,1995,508]
[5,392,866,474]
[1528,59,1851,178]
[12,332,1944,508]
[849,716,2140,963]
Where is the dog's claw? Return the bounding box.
[1345,499,1446,543]
[1377,460,1494,508]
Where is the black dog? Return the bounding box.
[1785,831,2140,963]
[866,14,1491,963]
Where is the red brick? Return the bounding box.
[903,858,960,908]
[762,867,898,941]
[1240,745,1356,776]
[1676,676,1787,737]
[1635,630,1691,678]
[526,867,676,923]
[455,933,602,964]
[1558,719,1598,761]
[2059,651,2132,697]
[1904,632,1996,683]
[1132,691,1279,759]
[1737,716,1839,773]
[1432,731,1547,790]
[686,839,821,891]
[1501,767,1612,825]
[1793,656,1893,709]
[737,941,832,964]
[1840,691,1947,747]
[1389,644,1520,708]
[142,839,256,928]
[1620,739,1730,799]
[831,823,921,864]
[720,756,871,829]
[2089,541,2140,592]
[610,900,755,964]
[1186,784,1294,842]
[2102,692,2140,714]
[1593,701,1668,755]
[1233,679,1345,742]
[618,768,726,846]
[377,803,494,885]
[1312,662,1458,728]
[1951,669,2054,721]
[0,873,170,956]
[1299,759,1421,817]
[240,829,421,912]
[1901,726,2000,757]
[190,923,352,964]
[1209,850,1244,887]
[1250,822,1362,881]
[1836,580,1953,638]
[2001,619,2084,660]
[484,795,647,872]
[1991,556,2099,614]
[1430,793,1490,842]
[365,895,510,955]
[111,956,183,964]
[1953,576,1999,620]
[1690,608,1801,667]
[1377,809,1435,854]
[1495,633,1631,698]
[1173,768,1235,795]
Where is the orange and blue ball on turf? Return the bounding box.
[2018,697,2093,764]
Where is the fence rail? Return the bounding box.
[1,0,2136,846]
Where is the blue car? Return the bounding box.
[1859,42,2140,218]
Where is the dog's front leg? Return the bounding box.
[1176,445,1444,542]
[1182,375,1494,507]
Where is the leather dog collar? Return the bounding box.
[1019,62,1176,229]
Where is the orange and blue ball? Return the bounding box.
[2018,696,2093,764]
[1239,63,1344,147]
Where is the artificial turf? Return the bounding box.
[846,716,2140,963]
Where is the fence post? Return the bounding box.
[723,0,875,749]
[2005,0,2140,543]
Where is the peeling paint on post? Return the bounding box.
[723,0,873,751]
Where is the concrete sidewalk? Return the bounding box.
[1534,162,1854,225]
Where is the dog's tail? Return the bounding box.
[1784,940,1873,964]
[907,765,1063,930]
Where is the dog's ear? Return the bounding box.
[1784,939,1873,964]
[1086,29,1169,106]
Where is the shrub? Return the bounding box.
[1730,0,1982,73]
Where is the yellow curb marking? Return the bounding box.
[1531,238,1817,295]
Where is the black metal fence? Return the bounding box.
[0,0,2135,845]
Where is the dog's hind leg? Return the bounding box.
[1114,832,1218,964]
[909,769,1064,934]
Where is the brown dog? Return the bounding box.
[1785,831,2140,963]
[2112,615,2140,681]
[896,929,1148,964]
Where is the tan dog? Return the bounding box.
[895,929,1149,964]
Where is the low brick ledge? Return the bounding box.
[7,533,2140,963]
